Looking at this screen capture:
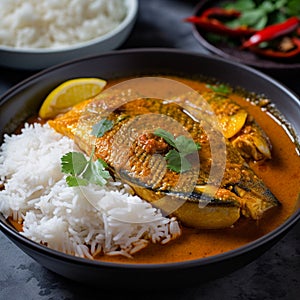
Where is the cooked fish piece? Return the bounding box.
[49,91,280,229]
[176,91,272,162]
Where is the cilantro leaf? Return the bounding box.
[165,149,182,173]
[206,84,232,95]
[174,135,201,155]
[180,156,192,173]
[154,128,200,173]
[82,158,111,186]
[91,119,114,138]
[61,152,87,176]
[154,128,176,148]
[255,15,268,29]
[66,175,88,187]
[238,9,268,29]
[61,151,111,187]
[165,150,193,173]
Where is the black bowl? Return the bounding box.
[0,49,299,288]
[190,0,300,81]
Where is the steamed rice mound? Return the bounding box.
[0,0,127,49]
[0,123,181,258]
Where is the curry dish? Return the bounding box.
[9,75,300,263]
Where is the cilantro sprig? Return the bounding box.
[61,151,111,187]
[154,128,200,173]
[61,118,114,187]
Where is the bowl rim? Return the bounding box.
[0,0,138,54]
[0,48,299,271]
[1,204,299,270]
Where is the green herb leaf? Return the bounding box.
[222,0,298,30]
[91,119,114,138]
[154,128,176,148]
[165,149,182,173]
[61,152,87,176]
[238,9,268,29]
[223,0,255,11]
[286,0,300,17]
[275,0,287,9]
[165,150,193,173]
[66,175,88,187]
[83,158,111,186]
[61,151,111,187]
[206,84,232,95]
[260,1,275,13]
[180,156,193,173]
[224,18,243,29]
[174,135,201,155]
[154,128,200,173]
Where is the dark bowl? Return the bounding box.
[0,49,299,288]
[190,0,300,80]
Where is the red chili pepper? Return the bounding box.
[249,37,300,58]
[242,17,299,49]
[185,8,256,37]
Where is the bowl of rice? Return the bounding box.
[0,49,299,288]
[0,0,138,70]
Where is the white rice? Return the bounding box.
[0,0,127,49]
[0,123,181,258]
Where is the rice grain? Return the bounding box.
[0,123,181,258]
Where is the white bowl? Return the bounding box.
[0,0,138,70]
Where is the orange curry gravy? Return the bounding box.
[95,76,300,264]
[9,75,300,264]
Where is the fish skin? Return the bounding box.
[49,91,280,229]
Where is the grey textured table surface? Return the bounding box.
[0,1,299,299]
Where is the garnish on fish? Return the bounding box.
[49,90,280,229]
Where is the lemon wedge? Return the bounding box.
[39,78,107,119]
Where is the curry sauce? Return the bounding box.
[94,76,300,264]
[8,75,300,264]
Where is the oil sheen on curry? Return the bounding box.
[18,76,300,263]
